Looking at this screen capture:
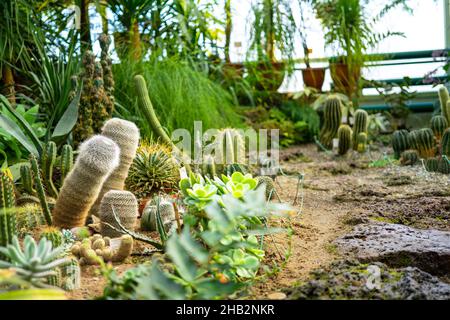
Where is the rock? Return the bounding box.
[334,223,450,275]
[267,292,286,300]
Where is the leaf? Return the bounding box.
[166,235,197,283]
[0,114,38,156]
[179,228,208,265]
[51,83,82,138]
[147,263,186,300]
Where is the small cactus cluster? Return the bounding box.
[391,129,410,159]
[99,190,138,238]
[70,234,134,265]
[141,197,176,232]
[352,110,369,151]
[255,176,276,200]
[40,227,64,249]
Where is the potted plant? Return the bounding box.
[246,0,296,92]
[313,0,411,99]
[298,0,325,91]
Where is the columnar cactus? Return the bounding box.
[40,227,64,249]
[392,130,410,159]
[30,154,52,226]
[352,109,368,150]
[20,165,34,195]
[416,128,436,159]
[356,132,367,153]
[319,96,342,149]
[255,176,276,201]
[400,150,419,166]
[201,155,216,178]
[60,144,73,186]
[53,135,120,229]
[46,267,62,287]
[0,170,17,248]
[141,199,175,232]
[337,124,352,155]
[61,256,81,291]
[16,204,45,234]
[425,157,439,172]
[41,141,58,198]
[442,128,450,157]
[430,115,448,141]
[99,34,115,104]
[99,190,138,238]
[438,156,450,174]
[438,86,450,124]
[213,128,246,167]
[90,118,140,216]
[408,130,420,150]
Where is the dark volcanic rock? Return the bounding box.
[334,223,450,275]
[285,260,450,300]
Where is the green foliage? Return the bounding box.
[391,130,409,159]
[0,235,69,288]
[337,124,352,155]
[319,96,342,149]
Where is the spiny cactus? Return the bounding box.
[134,74,191,173]
[20,165,34,195]
[352,109,368,150]
[438,86,450,124]
[211,128,246,166]
[40,227,64,249]
[30,154,52,226]
[16,204,45,235]
[46,267,62,288]
[126,142,180,198]
[90,118,140,217]
[319,96,342,149]
[337,124,352,155]
[99,190,138,238]
[442,128,450,157]
[0,170,16,248]
[438,156,450,174]
[416,128,436,159]
[141,199,176,232]
[392,130,410,159]
[408,130,420,150]
[99,34,115,104]
[41,141,58,198]
[60,144,73,186]
[400,150,419,166]
[53,135,120,229]
[425,157,439,172]
[61,256,81,291]
[430,115,448,141]
[223,163,248,176]
[255,176,276,201]
[201,155,216,178]
[356,132,368,153]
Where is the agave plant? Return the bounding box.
[0,235,69,288]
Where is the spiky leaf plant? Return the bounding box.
[0,236,69,288]
[126,142,180,198]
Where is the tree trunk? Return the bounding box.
[266,0,275,63]
[80,0,92,53]
[130,19,142,60]
[224,0,232,63]
[2,65,16,105]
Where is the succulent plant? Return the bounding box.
[352,109,368,150]
[337,124,352,155]
[0,236,69,287]
[319,96,342,149]
[53,135,120,229]
[20,165,34,195]
[416,128,436,159]
[400,150,419,166]
[1,170,17,248]
[425,157,439,172]
[391,130,410,159]
[141,199,176,232]
[90,118,140,216]
[356,132,368,153]
[438,86,450,124]
[40,227,64,249]
[99,190,138,238]
[126,142,180,198]
[255,176,276,200]
[430,115,448,141]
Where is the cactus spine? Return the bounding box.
[90,118,140,216]
[416,128,436,159]
[53,135,120,229]
[356,132,367,153]
[60,144,73,186]
[40,227,64,248]
[392,130,410,159]
[352,109,368,150]
[0,170,17,248]
[319,96,342,149]
[99,190,138,238]
[438,86,450,124]
[430,115,448,141]
[30,154,52,226]
[41,141,58,198]
[442,128,450,157]
[400,150,419,166]
[134,74,191,173]
[337,124,352,155]
[20,165,34,195]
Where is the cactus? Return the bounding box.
[438,86,450,124]
[0,170,16,248]
[212,128,246,166]
[202,155,216,178]
[223,163,248,176]
[255,176,276,201]
[30,154,52,226]
[41,141,59,198]
[99,34,115,105]
[90,118,140,216]
[442,128,450,157]
[430,115,448,141]
[438,156,450,174]
[400,150,419,166]
[60,144,73,186]
[408,130,420,150]
[99,190,138,238]
[20,165,34,195]
[356,132,367,153]
[46,267,62,288]
[319,96,342,149]
[16,204,45,235]
[141,199,175,232]
[53,135,120,229]
[126,142,180,198]
[61,256,81,291]
[416,128,436,159]
[352,109,368,150]
[425,157,439,172]
[391,130,410,159]
[337,124,352,155]
[40,227,64,249]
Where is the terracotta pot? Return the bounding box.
[301,67,326,91]
[330,62,361,97]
